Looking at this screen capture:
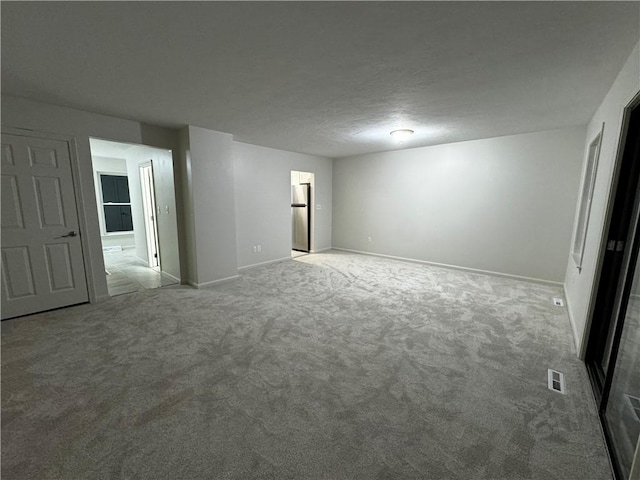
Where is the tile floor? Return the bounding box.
[103,248,177,296]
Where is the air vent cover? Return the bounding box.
[548,369,566,394]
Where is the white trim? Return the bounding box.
[580,90,640,362]
[563,284,581,356]
[311,247,332,253]
[101,232,134,238]
[161,271,181,283]
[571,124,604,272]
[190,275,241,289]
[332,248,563,286]
[238,256,292,273]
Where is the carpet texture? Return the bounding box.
[2,251,611,479]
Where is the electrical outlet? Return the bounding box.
[367,236,373,243]
[252,246,257,253]
[553,298,564,307]
[257,245,262,252]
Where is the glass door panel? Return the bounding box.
[604,255,640,479]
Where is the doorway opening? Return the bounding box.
[89,138,181,296]
[291,170,314,257]
[584,91,640,480]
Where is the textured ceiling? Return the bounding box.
[2,2,638,158]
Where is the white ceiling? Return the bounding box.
[2,2,638,158]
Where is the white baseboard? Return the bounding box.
[311,247,332,253]
[161,271,181,284]
[135,255,149,267]
[190,275,241,289]
[332,247,563,287]
[563,284,581,357]
[238,256,292,273]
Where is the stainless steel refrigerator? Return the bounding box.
[291,184,310,252]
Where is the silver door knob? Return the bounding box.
[56,231,77,238]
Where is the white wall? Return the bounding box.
[178,126,238,286]
[91,155,135,249]
[234,143,332,269]
[564,42,640,354]
[176,127,196,283]
[333,126,587,283]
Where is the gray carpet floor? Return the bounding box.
[2,250,611,479]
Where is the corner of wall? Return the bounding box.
[176,126,197,285]
[563,283,582,357]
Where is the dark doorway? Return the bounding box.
[585,92,640,480]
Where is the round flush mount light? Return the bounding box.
[390,129,414,142]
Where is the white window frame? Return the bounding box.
[572,123,604,271]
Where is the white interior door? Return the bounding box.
[1,133,88,319]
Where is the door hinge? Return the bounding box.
[607,240,616,251]
[616,240,625,252]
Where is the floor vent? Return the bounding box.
[548,369,566,394]
[553,297,564,307]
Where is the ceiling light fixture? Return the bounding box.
[390,129,414,142]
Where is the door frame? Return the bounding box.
[139,161,161,269]
[581,90,640,359]
[582,90,640,479]
[1,126,96,304]
[593,175,640,480]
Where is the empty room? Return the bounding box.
[1,2,639,479]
